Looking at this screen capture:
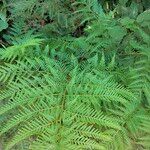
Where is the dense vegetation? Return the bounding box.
[0,0,150,150]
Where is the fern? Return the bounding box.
[0,38,139,149]
[0,1,150,150]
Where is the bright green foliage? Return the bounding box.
[0,0,150,150]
